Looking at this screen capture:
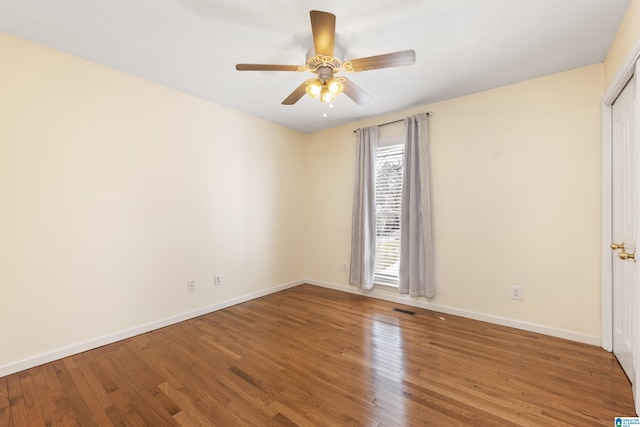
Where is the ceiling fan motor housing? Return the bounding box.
[316,66,334,82]
[305,46,344,81]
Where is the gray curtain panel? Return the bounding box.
[399,113,435,297]
[349,126,378,290]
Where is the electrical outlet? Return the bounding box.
[342,263,348,272]
[511,285,523,300]
[214,275,222,287]
[187,280,196,292]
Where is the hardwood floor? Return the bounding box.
[1,284,635,426]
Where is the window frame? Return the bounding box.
[373,134,404,287]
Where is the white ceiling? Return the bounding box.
[0,0,631,133]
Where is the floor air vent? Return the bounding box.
[393,308,416,316]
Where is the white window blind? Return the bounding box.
[374,143,404,286]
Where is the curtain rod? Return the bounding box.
[352,112,432,133]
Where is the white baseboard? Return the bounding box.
[0,280,303,378]
[2,277,601,378]
[305,279,601,347]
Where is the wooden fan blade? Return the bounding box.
[341,78,371,105]
[236,64,300,71]
[282,81,308,105]
[310,10,335,56]
[349,49,416,72]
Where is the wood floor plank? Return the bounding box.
[41,364,80,427]
[62,357,115,426]
[5,373,29,427]
[96,349,180,426]
[88,355,147,427]
[1,284,636,425]
[51,359,101,426]
[24,365,65,427]
[17,370,48,426]
[0,378,13,427]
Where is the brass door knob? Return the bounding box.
[611,242,626,251]
[618,250,636,261]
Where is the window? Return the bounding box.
[374,142,404,286]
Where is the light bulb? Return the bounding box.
[327,78,343,95]
[321,88,334,103]
[305,80,322,98]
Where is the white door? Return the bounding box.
[611,72,637,384]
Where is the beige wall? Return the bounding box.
[604,0,640,89]
[0,33,306,369]
[305,64,604,340]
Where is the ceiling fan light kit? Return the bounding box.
[305,77,344,103]
[235,10,415,105]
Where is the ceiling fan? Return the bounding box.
[235,10,416,105]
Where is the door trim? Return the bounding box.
[601,102,613,352]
